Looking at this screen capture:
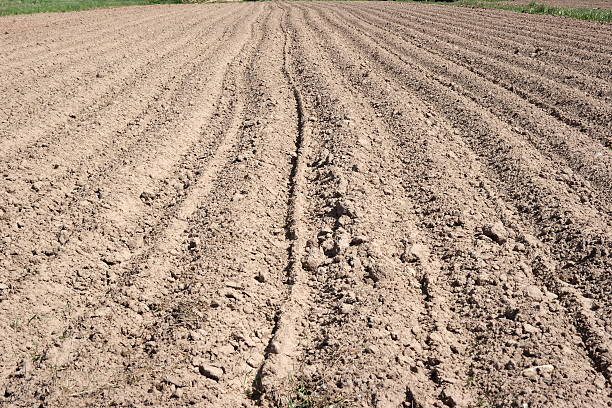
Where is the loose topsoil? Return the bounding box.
[0,2,611,407]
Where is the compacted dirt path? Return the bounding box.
[0,2,610,407]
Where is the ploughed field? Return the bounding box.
[0,2,611,407]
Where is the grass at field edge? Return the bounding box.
[1,0,609,23]
[398,0,612,22]
[0,0,181,17]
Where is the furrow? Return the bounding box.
[0,6,232,158]
[256,4,312,405]
[374,3,612,54]
[330,4,612,148]
[0,5,163,60]
[323,3,612,206]
[1,3,611,407]
[301,2,611,404]
[276,4,465,406]
[115,6,300,405]
[0,9,262,405]
[0,8,195,118]
[304,0,612,392]
[0,7,245,289]
[364,4,612,82]
[357,4,611,100]
[0,7,187,69]
[42,8,271,406]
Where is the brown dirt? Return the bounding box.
[0,2,611,407]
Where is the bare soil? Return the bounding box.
[0,2,611,407]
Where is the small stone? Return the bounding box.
[102,248,131,266]
[242,335,257,348]
[337,177,348,195]
[522,364,554,378]
[546,291,558,301]
[302,250,324,271]
[402,243,429,263]
[171,387,183,398]
[594,376,606,389]
[334,232,352,253]
[31,181,45,192]
[504,307,519,321]
[139,190,156,205]
[242,303,254,315]
[17,359,34,379]
[268,341,282,355]
[91,307,110,318]
[39,244,57,256]
[331,199,358,219]
[199,364,223,381]
[518,262,532,275]
[313,148,332,167]
[214,343,233,355]
[44,345,70,366]
[523,323,538,334]
[106,271,117,282]
[163,374,185,388]
[524,285,543,301]
[254,271,266,283]
[427,331,445,346]
[340,304,353,314]
[222,289,242,301]
[247,356,262,368]
[483,221,508,244]
[317,228,333,239]
[364,344,379,354]
[520,233,539,247]
[225,281,243,290]
[58,229,70,245]
[232,191,245,201]
[188,330,202,341]
[125,234,144,250]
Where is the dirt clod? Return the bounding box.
[483,221,509,244]
[198,364,223,382]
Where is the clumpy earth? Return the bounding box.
[0,2,610,407]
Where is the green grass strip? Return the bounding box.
[459,0,612,22]
[0,0,181,16]
[398,0,612,22]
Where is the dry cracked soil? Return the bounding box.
[0,2,611,407]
